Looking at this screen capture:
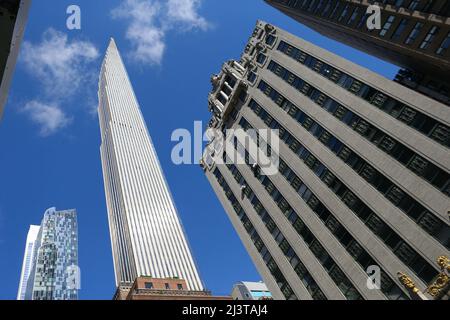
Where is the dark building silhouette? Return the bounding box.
[264,0,450,105]
[0,0,31,119]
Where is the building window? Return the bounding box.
[307,0,319,12]
[265,34,276,46]
[329,2,341,19]
[347,7,360,25]
[144,282,153,289]
[422,0,437,13]
[404,22,424,44]
[256,53,267,64]
[419,25,440,49]
[357,13,369,29]
[408,0,420,10]
[379,15,396,37]
[314,0,326,14]
[247,71,257,83]
[438,3,450,16]
[338,4,350,22]
[391,19,409,41]
[436,32,450,55]
[394,0,404,7]
[322,0,333,17]
[177,284,183,290]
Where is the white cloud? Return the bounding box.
[112,0,208,65]
[23,101,72,137]
[112,0,165,65]
[166,0,208,29]
[21,28,99,98]
[20,29,99,136]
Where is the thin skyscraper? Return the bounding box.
[98,39,204,291]
[17,225,40,300]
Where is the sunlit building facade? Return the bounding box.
[201,21,450,300]
[17,225,40,300]
[98,39,204,292]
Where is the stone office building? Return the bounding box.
[201,20,450,300]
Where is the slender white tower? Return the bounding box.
[17,225,40,300]
[98,39,204,291]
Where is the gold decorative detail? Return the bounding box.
[427,273,450,297]
[397,272,420,293]
[425,255,450,298]
[437,256,450,272]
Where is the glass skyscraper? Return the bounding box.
[23,207,79,300]
[98,39,204,291]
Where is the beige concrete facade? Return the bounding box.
[201,20,449,300]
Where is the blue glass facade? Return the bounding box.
[26,208,79,300]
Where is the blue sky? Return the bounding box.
[0,0,399,299]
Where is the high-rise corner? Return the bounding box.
[264,0,450,105]
[20,207,78,300]
[201,20,450,300]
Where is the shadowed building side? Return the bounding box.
[264,0,450,105]
[0,0,32,120]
